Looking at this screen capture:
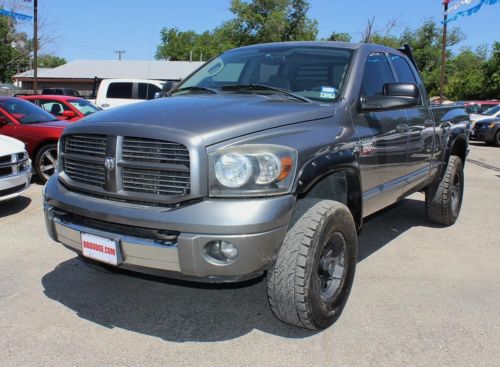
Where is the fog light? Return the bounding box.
[204,240,238,263]
[220,241,238,259]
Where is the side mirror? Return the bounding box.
[62,110,76,118]
[361,83,420,111]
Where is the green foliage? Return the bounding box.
[0,14,30,83]
[156,0,317,61]
[327,32,352,42]
[482,42,500,98]
[37,54,66,68]
[445,46,486,100]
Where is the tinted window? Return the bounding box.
[362,53,395,96]
[0,98,56,123]
[106,82,133,99]
[390,54,417,83]
[138,83,162,100]
[69,99,99,115]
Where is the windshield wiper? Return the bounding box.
[171,86,218,95]
[221,84,311,103]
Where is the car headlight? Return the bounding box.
[209,144,297,197]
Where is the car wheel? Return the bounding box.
[267,200,357,330]
[494,131,500,147]
[35,144,58,183]
[425,155,464,226]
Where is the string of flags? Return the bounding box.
[0,0,33,20]
[442,0,499,24]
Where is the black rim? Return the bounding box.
[317,231,348,303]
[39,148,58,180]
[451,171,462,217]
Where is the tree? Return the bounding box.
[482,42,500,99]
[327,32,351,42]
[0,13,31,82]
[445,46,486,100]
[229,0,318,45]
[37,54,66,68]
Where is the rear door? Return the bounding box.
[353,53,409,216]
[388,53,435,191]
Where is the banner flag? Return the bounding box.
[442,0,499,23]
[0,9,32,21]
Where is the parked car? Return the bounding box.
[463,100,500,115]
[94,79,166,109]
[469,104,500,125]
[0,135,31,202]
[19,95,100,122]
[0,97,70,182]
[471,117,500,146]
[42,88,83,98]
[44,42,469,330]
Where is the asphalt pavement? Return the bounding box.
[1,142,499,367]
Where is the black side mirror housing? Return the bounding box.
[361,83,420,111]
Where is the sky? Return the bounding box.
[7,0,500,61]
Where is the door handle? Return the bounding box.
[396,124,409,132]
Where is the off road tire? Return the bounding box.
[267,200,357,330]
[425,155,464,225]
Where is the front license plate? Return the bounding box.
[81,233,119,266]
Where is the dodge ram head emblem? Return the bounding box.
[104,157,115,171]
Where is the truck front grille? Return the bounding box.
[65,134,107,158]
[123,167,190,195]
[61,134,191,204]
[64,157,106,187]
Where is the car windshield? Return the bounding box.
[173,45,353,103]
[0,98,57,124]
[482,105,500,116]
[69,99,100,116]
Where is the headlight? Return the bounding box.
[488,122,496,129]
[209,144,297,197]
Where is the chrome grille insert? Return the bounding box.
[64,157,105,187]
[122,137,190,166]
[122,168,190,195]
[65,135,107,158]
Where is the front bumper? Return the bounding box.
[0,169,31,202]
[43,177,295,282]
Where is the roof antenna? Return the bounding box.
[114,50,126,61]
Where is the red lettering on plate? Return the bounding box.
[82,240,113,255]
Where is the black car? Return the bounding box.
[472,117,500,146]
[41,88,83,98]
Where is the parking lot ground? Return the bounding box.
[1,143,499,367]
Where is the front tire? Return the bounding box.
[494,131,500,147]
[267,200,357,330]
[35,144,58,183]
[425,155,464,225]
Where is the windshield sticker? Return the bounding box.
[320,86,338,100]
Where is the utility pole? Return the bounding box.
[33,0,38,94]
[440,0,450,104]
[114,50,126,60]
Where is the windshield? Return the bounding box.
[174,45,353,103]
[482,104,500,116]
[0,98,57,124]
[69,99,100,116]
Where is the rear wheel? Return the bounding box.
[425,156,464,225]
[35,144,57,183]
[267,200,357,330]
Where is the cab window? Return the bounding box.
[361,53,395,96]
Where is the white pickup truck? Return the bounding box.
[93,79,167,110]
[0,135,32,202]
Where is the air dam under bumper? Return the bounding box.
[43,177,295,282]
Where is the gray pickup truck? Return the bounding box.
[43,42,469,330]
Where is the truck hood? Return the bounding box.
[0,134,24,155]
[76,94,335,145]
